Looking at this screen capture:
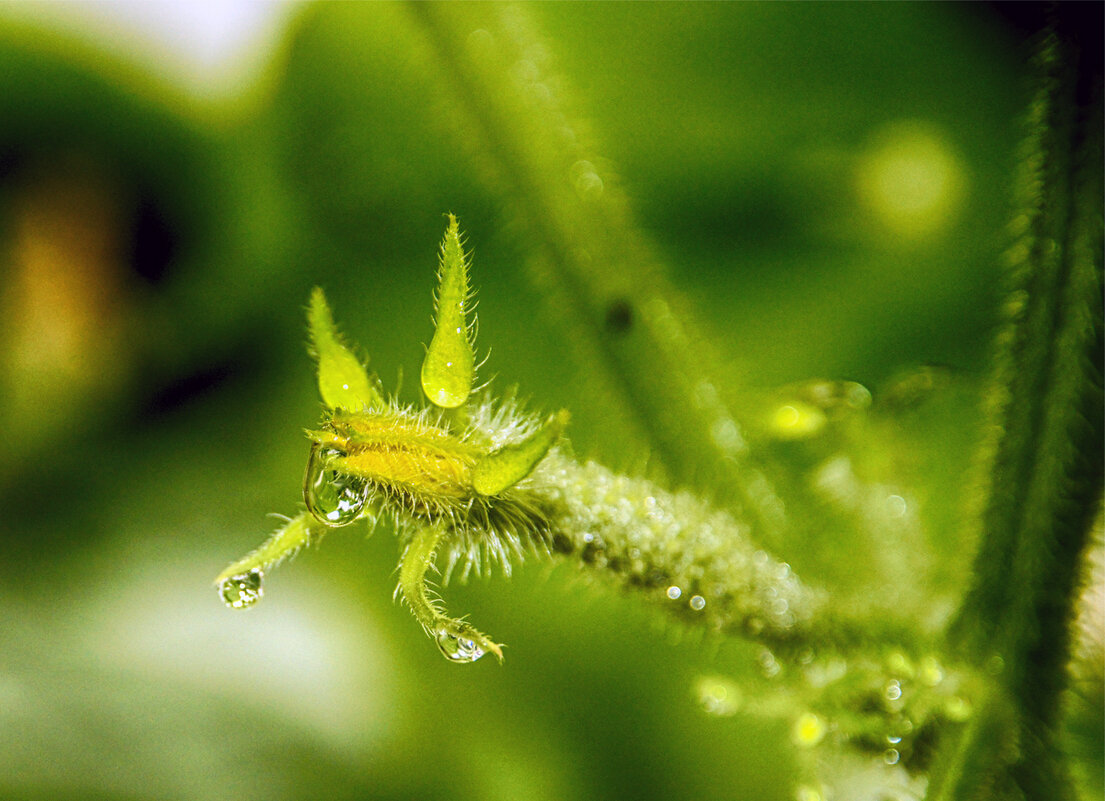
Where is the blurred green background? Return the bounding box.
[0,3,1090,800]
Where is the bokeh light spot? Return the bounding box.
[856,121,965,239]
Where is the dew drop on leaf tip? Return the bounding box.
[219,568,264,609]
[304,445,369,526]
[436,628,485,663]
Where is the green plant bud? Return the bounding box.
[308,287,382,411]
[421,214,476,408]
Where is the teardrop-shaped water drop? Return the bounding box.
[304,445,368,526]
[435,627,485,663]
[219,568,263,609]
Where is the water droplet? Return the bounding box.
[666,585,682,600]
[304,445,368,526]
[883,747,901,765]
[885,679,903,701]
[435,627,486,663]
[219,568,263,609]
[689,594,706,611]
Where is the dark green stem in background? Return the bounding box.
[404,3,789,546]
[932,8,1104,800]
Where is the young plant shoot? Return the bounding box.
[216,215,814,663]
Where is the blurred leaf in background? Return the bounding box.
[0,3,1097,801]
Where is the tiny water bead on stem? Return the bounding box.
[215,215,819,662]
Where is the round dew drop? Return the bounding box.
[304,446,369,526]
[220,568,263,609]
[436,628,485,663]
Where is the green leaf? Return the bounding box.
[307,286,382,411]
[420,214,476,409]
[472,409,569,496]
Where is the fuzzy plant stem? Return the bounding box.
[930,11,1104,800]
[525,451,921,658]
[403,2,789,546]
[536,452,819,649]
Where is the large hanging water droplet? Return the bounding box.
[304,444,368,526]
[435,627,486,663]
[219,568,263,609]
